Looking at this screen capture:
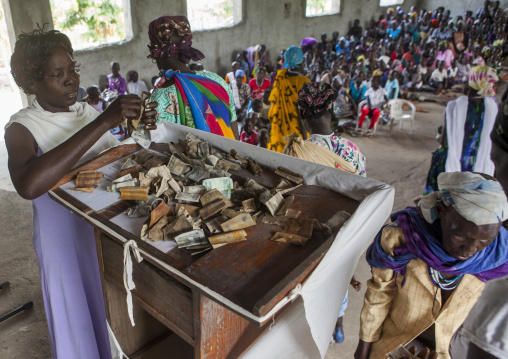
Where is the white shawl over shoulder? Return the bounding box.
[5,99,119,166]
[445,95,497,175]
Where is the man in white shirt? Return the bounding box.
[354,75,387,137]
[430,61,448,94]
[126,70,148,97]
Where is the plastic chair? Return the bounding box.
[387,99,416,135]
[355,100,379,134]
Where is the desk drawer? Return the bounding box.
[100,234,195,344]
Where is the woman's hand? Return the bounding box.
[97,95,141,130]
[142,101,158,130]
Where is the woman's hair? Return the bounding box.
[298,82,337,120]
[11,28,73,94]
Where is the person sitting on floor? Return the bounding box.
[430,61,449,94]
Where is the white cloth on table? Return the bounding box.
[148,123,394,359]
[444,95,497,175]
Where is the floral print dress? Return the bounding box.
[307,134,367,176]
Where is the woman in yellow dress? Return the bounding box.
[268,46,310,152]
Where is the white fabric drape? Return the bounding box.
[445,95,498,175]
[51,122,394,359]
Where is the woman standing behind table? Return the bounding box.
[147,16,239,142]
[424,66,499,194]
[267,46,310,152]
[5,29,157,358]
[284,82,365,343]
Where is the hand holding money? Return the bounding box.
[386,345,437,359]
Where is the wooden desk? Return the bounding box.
[49,144,360,359]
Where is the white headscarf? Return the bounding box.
[6,99,119,166]
[420,172,508,226]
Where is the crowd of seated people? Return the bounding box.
[229,1,506,142]
[79,2,507,145]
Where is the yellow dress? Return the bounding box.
[268,69,310,152]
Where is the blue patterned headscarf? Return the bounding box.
[420,172,508,226]
[283,46,304,70]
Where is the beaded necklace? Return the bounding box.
[428,266,463,290]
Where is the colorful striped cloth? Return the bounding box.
[155,69,235,139]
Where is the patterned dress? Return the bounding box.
[307,134,367,176]
[268,69,310,152]
[151,71,237,128]
[424,99,485,194]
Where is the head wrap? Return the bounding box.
[366,206,508,283]
[468,66,499,96]
[420,172,508,226]
[283,46,304,69]
[491,99,508,153]
[380,19,388,27]
[372,70,383,77]
[297,82,337,119]
[235,69,245,78]
[357,55,366,62]
[147,16,204,64]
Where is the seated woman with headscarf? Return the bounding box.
[424,66,499,194]
[267,46,310,152]
[147,16,239,142]
[355,171,508,359]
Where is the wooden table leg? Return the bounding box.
[193,291,268,359]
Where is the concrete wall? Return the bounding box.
[416,0,487,17]
[5,0,418,89]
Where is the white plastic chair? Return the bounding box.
[387,99,416,135]
[355,100,379,134]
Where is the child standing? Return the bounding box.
[6,29,157,359]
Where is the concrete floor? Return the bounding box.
[0,86,449,358]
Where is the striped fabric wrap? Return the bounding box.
[155,69,235,139]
